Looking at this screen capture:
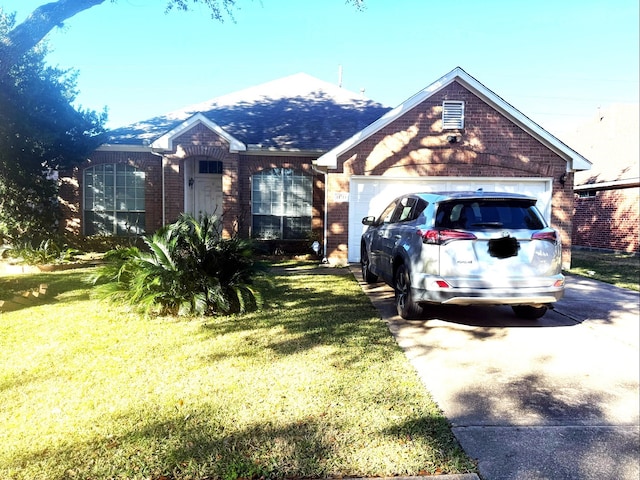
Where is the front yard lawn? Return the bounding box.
[0,265,475,480]
[568,249,639,291]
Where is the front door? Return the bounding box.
[185,159,224,219]
[194,175,223,218]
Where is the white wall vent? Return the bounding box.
[442,101,465,129]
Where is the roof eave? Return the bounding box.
[575,177,640,190]
[96,144,153,152]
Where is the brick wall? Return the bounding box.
[59,123,325,246]
[326,81,573,265]
[573,186,640,253]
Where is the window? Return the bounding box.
[378,199,399,224]
[199,160,223,174]
[436,200,544,230]
[578,190,596,198]
[84,164,145,235]
[442,101,465,129]
[394,196,427,223]
[252,168,312,239]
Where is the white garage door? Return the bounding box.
[347,176,553,263]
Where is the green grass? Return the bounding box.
[0,266,475,480]
[568,249,640,291]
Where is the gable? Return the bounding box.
[149,113,246,153]
[315,67,591,173]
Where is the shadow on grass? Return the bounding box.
[8,406,475,480]
[200,270,393,365]
[0,269,92,313]
[9,414,336,480]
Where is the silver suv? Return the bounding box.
[360,191,564,319]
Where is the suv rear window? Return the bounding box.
[435,200,545,230]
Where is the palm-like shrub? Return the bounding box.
[92,214,263,316]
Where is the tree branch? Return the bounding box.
[0,0,106,78]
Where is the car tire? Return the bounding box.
[394,264,422,319]
[512,305,548,319]
[360,246,378,284]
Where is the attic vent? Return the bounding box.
[442,101,465,129]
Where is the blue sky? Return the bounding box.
[6,0,639,136]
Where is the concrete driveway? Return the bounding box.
[350,266,640,480]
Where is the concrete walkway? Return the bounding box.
[349,265,640,480]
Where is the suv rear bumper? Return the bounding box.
[412,274,565,306]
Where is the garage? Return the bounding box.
[347,176,552,263]
[314,68,591,267]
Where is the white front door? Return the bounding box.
[184,159,224,218]
[194,175,223,218]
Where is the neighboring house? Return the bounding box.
[563,104,639,253]
[59,67,591,267]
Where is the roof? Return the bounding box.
[103,73,391,152]
[560,103,639,188]
[315,67,592,172]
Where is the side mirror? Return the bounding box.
[362,215,376,226]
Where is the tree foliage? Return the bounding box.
[0,10,106,243]
[92,213,264,316]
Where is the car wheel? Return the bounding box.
[512,305,548,319]
[360,246,378,284]
[394,264,422,319]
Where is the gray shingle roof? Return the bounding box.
[106,73,391,151]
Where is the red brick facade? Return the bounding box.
[573,186,640,253]
[59,124,324,249]
[59,77,583,265]
[325,82,574,265]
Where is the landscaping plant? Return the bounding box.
[0,238,81,265]
[91,213,263,316]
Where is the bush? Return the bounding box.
[91,213,264,316]
[0,239,81,265]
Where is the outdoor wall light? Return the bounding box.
[559,173,567,186]
[188,177,194,188]
[447,135,458,144]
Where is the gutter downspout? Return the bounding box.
[150,149,166,227]
[312,163,329,264]
[321,169,328,264]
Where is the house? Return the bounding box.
[58,72,390,252]
[59,67,591,268]
[563,104,639,253]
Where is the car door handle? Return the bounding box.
[394,235,402,239]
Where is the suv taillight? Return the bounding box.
[531,231,557,243]
[418,229,477,245]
